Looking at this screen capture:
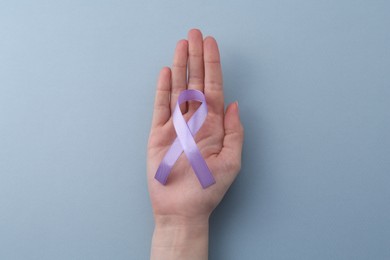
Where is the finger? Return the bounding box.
[171,39,188,112]
[152,67,171,127]
[204,36,224,117]
[218,102,244,176]
[187,28,204,111]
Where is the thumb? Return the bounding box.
[219,101,244,174]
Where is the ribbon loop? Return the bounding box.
[155,90,215,189]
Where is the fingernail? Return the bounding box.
[234,101,240,114]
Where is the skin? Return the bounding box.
[147,29,244,260]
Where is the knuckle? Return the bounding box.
[205,80,223,91]
[172,63,186,69]
[188,52,203,58]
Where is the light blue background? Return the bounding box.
[1,1,389,259]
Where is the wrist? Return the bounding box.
[154,214,210,228]
[151,215,209,260]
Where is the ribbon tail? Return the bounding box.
[187,150,215,188]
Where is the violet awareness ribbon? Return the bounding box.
[155,89,216,189]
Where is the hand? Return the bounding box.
[147,29,244,259]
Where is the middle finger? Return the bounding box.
[187,29,205,112]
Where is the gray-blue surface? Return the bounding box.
[1,1,389,259]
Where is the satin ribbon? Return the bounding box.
[155,89,216,189]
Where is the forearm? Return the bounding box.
[150,215,209,260]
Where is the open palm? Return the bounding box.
[147,29,244,221]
